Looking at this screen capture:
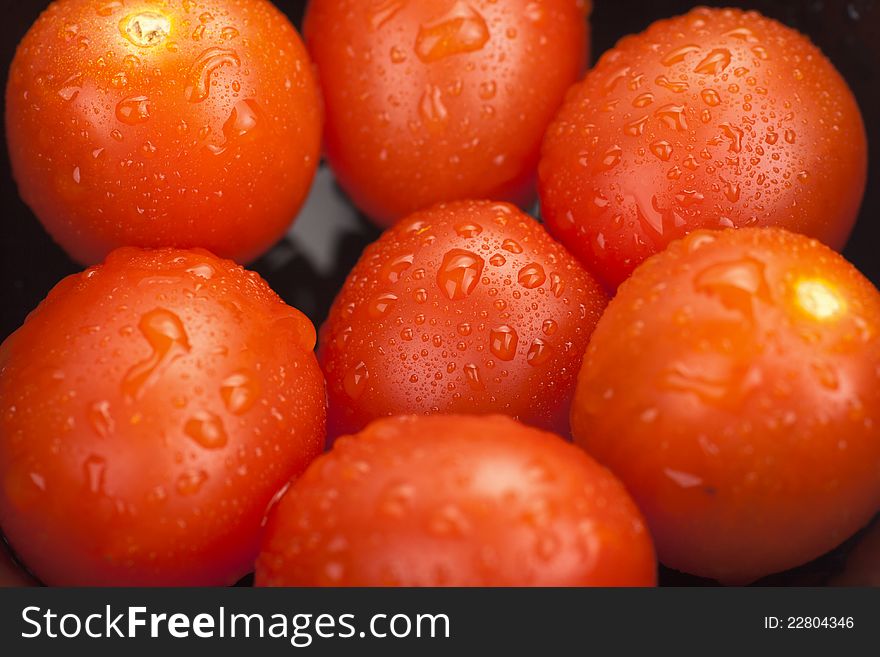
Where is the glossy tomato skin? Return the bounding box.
[256,414,656,586]
[571,228,880,583]
[539,7,867,290]
[6,0,321,265]
[319,200,607,439]
[0,248,326,586]
[304,0,590,226]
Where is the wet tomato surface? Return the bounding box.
[539,6,867,289]
[6,0,322,265]
[304,0,590,225]
[256,414,656,586]
[571,228,880,583]
[319,200,607,439]
[0,248,326,585]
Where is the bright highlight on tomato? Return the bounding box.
[0,248,326,586]
[256,414,656,586]
[319,200,608,439]
[539,6,867,290]
[570,228,880,583]
[304,0,591,226]
[6,0,322,265]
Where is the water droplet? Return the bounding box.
[662,44,701,66]
[122,309,191,398]
[457,322,472,336]
[701,88,721,106]
[675,189,705,208]
[664,468,704,488]
[186,48,241,103]
[490,325,519,361]
[88,401,114,437]
[599,144,623,170]
[632,92,654,108]
[694,48,731,75]
[549,273,565,298]
[368,292,399,318]
[655,104,688,131]
[479,80,496,99]
[419,85,448,124]
[115,95,151,125]
[489,254,506,267]
[518,263,546,289]
[784,128,796,144]
[650,139,673,161]
[380,482,415,518]
[695,257,771,317]
[220,372,259,415]
[655,75,689,93]
[501,239,523,254]
[184,411,228,448]
[176,470,208,495]
[369,0,406,30]
[344,362,370,399]
[437,249,485,300]
[719,122,744,153]
[381,253,414,284]
[207,98,263,155]
[415,1,489,63]
[455,222,483,238]
[624,115,649,136]
[542,319,558,336]
[120,11,170,48]
[429,504,470,536]
[464,363,484,390]
[83,455,106,494]
[526,339,550,366]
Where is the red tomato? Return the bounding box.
[256,414,656,586]
[570,228,880,583]
[6,0,321,265]
[319,200,607,439]
[0,248,326,585]
[304,0,590,226]
[539,7,867,290]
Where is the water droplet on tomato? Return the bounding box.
[83,455,107,494]
[415,1,490,63]
[115,95,151,125]
[517,263,546,289]
[344,362,370,399]
[184,411,228,448]
[368,292,399,318]
[694,48,731,75]
[220,372,259,415]
[176,470,208,495]
[88,401,114,437]
[122,309,191,398]
[437,249,484,300]
[186,48,241,103]
[489,325,519,361]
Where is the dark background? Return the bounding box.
[0,0,877,585]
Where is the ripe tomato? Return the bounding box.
[539,7,867,290]
[318,200,607,439]
[571,228,880,583]
[0,248,326,586]
[304,0,590,226]
[6,0,321,265]
[256,414,656,586]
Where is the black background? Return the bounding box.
[0,0,877,586]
